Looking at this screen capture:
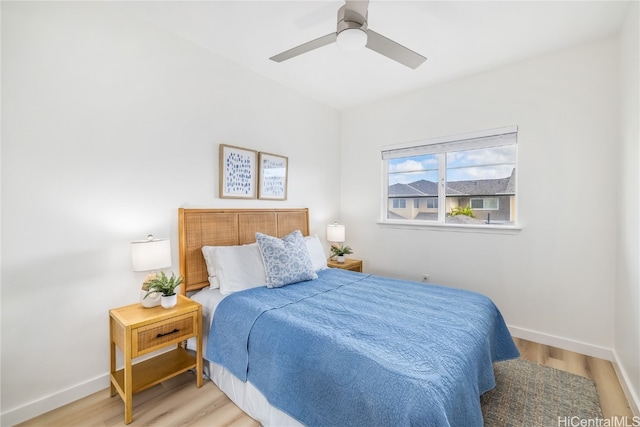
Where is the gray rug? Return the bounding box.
[481,358,603,427]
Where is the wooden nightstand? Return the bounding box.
[327,257,363,272]
[109,295,202,424]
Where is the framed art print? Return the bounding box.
[219,144,257,199]
[258,152,288,200]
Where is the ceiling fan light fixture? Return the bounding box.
[336,28,367,51]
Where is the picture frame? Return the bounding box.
[219,144,257,199]
[258,152,288,200]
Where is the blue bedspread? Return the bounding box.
[207,269,518,426]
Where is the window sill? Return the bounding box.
[378,220,522,235]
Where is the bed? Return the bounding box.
[179,208,519,426]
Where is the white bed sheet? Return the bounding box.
[186,286,226,356]
[208,360,302,427]
[188,287,302,427]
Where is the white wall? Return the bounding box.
[616,1,640,413]
[3,1,638,424]
[0,2,340,424]
[341,38,619,352]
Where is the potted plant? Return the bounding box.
[330,243,353,263]
[143,271,184,309]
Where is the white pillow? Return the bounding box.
[304,235,328,271]
[256,230,318,288]
[202,235,324,292]
[201,246,220,289]
[214,243,268,295]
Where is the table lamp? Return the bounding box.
[326,222,346,244]
[327,222,352,263]
[131,235,171,308]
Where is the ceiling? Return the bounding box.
[119,1,632,111]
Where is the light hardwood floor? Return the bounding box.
[18,339,634,427]
[513,338,634,420]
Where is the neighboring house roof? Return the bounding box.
[503,168,516,194]
[387,210,407,220]
[414,212,438,220]
[388,180,438,197]
[408,180,439,195]
[388,183,426,197]
[390,169,516,198]
[447,177,510,196]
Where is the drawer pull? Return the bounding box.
[157,328,179,338]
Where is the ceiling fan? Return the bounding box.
[269,0,426,69]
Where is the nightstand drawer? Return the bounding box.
[133,313,196,357]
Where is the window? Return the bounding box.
[470,198,499,210]
[392,199,406,209]
[382,127,517,227]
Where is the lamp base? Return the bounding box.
[140,289,161,308]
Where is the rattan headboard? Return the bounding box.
[178,208,310,294]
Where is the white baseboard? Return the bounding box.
[611,350,640,417]
[508,325,614,360]
[0,374,110,426]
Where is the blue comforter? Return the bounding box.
[207,268,518,426]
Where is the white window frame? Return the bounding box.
[380,126,520,233]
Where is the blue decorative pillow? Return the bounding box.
[256,230,318,288]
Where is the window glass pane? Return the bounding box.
[470,199,484,209]
[445,146,516,225]
[388,154,438,221]
[484,198,499,210]
[392,199,407,209]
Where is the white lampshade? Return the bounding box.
[336,28,367,51]
[131,235,171,272]
[327,223,346,243]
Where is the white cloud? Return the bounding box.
[389,159,424,174]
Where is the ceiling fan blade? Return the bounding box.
[270,33,337,63]
[366,29,426,69]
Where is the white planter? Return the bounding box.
[337,255,345,263]
[161,294,178,309]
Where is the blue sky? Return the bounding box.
[388,146,516,185]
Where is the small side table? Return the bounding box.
[109,295,202,424]
[327,257,363,272]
